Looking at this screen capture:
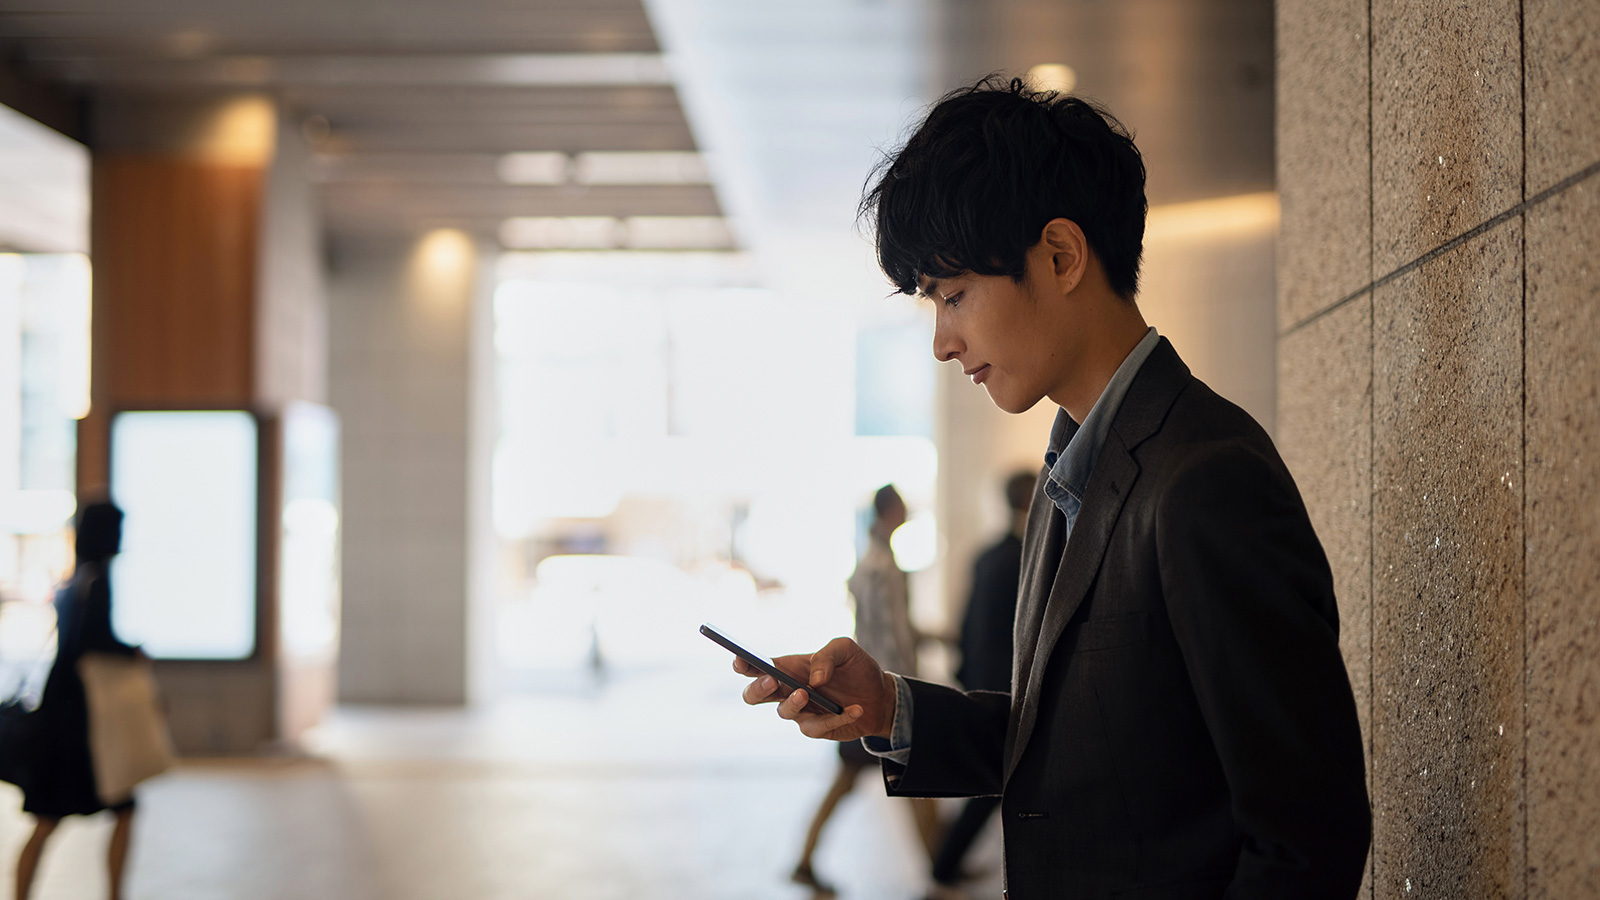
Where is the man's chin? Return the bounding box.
[984,383,1043,415]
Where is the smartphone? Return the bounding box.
[700,623,845,715]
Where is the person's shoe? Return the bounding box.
[790,863,836,895]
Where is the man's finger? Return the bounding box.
[742,675,786,706]
[796,706,864,740]
[808,652,835,687]
[775,687,811,720]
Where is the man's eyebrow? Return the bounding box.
[915,279,940,300]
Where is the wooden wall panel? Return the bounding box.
[91,155,262,409]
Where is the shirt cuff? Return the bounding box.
[860,673,913,766]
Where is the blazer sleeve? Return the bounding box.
[1156,443,1371,899]
[881,678,1009,799]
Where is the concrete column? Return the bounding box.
[327,230,483,705]
[80,91,330,753]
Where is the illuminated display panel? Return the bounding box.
[109,410,258,660]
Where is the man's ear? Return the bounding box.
[1039,218,1089,295]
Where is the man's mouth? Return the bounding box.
[965,364,991,385]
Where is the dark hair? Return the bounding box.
[1005,471,1036,513]
[873,484,904,519]
[75,499,124,562]
[860,76,1147,300]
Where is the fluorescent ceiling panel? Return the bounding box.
[497,152,572,184]
[574,152,709,185]
[624,216,734,249]
[500,216,735,250]
[500,216,624,250]
[50,53,673,88]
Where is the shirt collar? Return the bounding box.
[1044,327,1161,502]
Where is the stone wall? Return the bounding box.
[1276,1,1598,897]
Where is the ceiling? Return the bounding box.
[0,0,1274,253]
[934,0,1275,206]
[0,0,723,242]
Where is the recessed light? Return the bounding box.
[1027,63,1077,94]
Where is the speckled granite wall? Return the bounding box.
[1277,1,1600,898]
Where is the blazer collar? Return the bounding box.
[1004,337,1192,780]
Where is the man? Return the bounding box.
[925,471,1034,899]
[736,77,1370,899]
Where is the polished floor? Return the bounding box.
[0,662,1003,899]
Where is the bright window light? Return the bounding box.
[890,513,940,573]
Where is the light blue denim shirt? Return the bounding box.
[864,327,1161,767]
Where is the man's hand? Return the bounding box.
[736,637,897,742]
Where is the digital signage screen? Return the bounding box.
[109,410,258,660]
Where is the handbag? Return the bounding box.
[78,651,175,804]
[0,693,42,789]
[0,586,67,790]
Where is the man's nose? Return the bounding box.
[932,317,963,363]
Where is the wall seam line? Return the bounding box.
[1282,156,1600,338]
[1366,0,1376,894]
[1518,0,1531,895]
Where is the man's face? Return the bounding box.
[922,240,1084,414]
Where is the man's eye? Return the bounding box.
[943,292,963,307]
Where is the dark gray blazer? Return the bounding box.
[883,338,1370,900]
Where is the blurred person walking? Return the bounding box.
[790,485,939,894]
[14,500,156,900]
[923,471,1034,900]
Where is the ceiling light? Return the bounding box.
[623,217,734,250]
[574,152,710,185]
[1027,63,1077,94]
[500,217,623,250]
[1144,192,1279,242]
[498,152,572,185]
[166,30,214,59]
[283,53,672,87]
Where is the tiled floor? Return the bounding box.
[0,660,1003,899]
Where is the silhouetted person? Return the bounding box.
[924,471,1034,899]
[16,500,140,900]
[791,485,938,894]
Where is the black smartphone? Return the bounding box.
[699,624,845,715]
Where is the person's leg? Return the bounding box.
[15,816,60,900]
[929,796,1001,885]
[107,805,135,900]
[793,761,865,890]
[908,796,943,860]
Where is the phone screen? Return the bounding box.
[699,624,845,715]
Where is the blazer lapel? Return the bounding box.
[1001,337,1193,782]
[1005,436,1140,779]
